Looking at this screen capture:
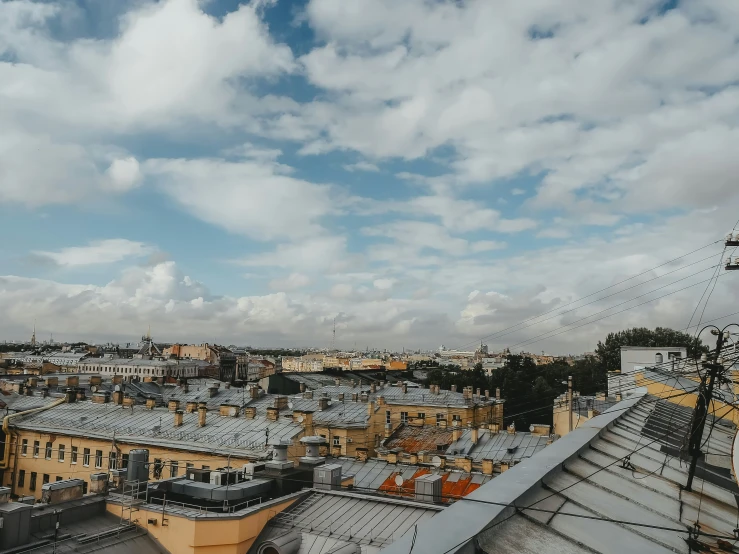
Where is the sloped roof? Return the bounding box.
[383,424,453,454]
[381,393,739,554]
[445,428,550,463]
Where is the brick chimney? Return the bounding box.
[352,392,358,402]
[303,390,314,399]
[300,382,306,393]
[318,397,329,411]
[452,427,463,442]
[471,426,479,445]
[367,400,375,417]
[208,385,219,398]
[244,407,256,419]
[356,448,368,462]
[145,398,156,410]
[174,410,183,427]
[338,393,345,402]
[476,388,481,400]
[274,396,288,410]
[250,385,259,399]
[495,388,501,400]
[112,390,123,405]
[451,384,457,393]
[168,400,180,412]
[615,392,622,401]
[370,383,376,393]
[485,390,490,400]
[266,407,279,421]
[186,401,197,413]
[198,406,207,427]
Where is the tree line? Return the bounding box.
[422,327,705,431]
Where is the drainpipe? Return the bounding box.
[1,398,66,470]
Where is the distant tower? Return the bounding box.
[31,321,36,347]
[332,318,336,352]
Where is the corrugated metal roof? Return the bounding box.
[251,489,441,554]
[445,428,549,462]
[382,393,739,554]
[11,401,303,459]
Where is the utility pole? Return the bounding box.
[685,329,726,491]
[568,375,573,433]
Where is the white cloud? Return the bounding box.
[343,161,380,172]
[32,239,153,266]
[269,273,312,291]
[144,157,335,241]
[105,157,142,192]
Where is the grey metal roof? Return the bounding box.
[305,384,497,408]
[445,428,550,463]
[0,391,61,412]
[381,393,739,554]
[11,401,303,459]
[250,489,441,554]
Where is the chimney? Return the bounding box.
[219,404,239,417]
[198,406,207,427]
[452,427,463,442]
[41,387,48,398]
[368,400,375,417]
[244,407,256,419]
[112,375,122,385]
[360,391,368,402]
[174,410,183,427]
[338,393,345,402]
[476,388,481,400]
[495,388,501,400]
[76,389,86,401]
[351,380,356,388]
[489,422,500,434]
[356,448,368,462]
[507,422,516,434]
[225,382,231,390]
[275,396,289,410]
[334,377,341,386]
[352,392,358,402]
[183,381,189,393]
[208,385,219,398]
[616,392,623,401]
[168,400,180,412]
[303,390,314,399]
[402,383,408,394]
[370,383,376,393]
[113,390,123,405]
[89,376,102,386]
[250,385,259,399]
[266,407,279,421]
[318,397,329,411]
[485,390,490,400]
[186,401,198,413]
[471,426,479,445]
[451,384,457,393]
[300,383,306,393]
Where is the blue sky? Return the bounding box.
[1,0,739,352]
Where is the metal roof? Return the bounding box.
[445,428,550,463]
[381,393,739,554]
[305,384,497,408]
[10,401,303,459]
[250,489,441,554]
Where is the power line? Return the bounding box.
[507,272,728,351]
[454,239,723,350]
[458,252,721,350]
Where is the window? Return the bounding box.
[83,448,90,467]
[58,444,65,462]
[121,453,129,468]
[21,439,28,456]
[333,436,340,447]
[109,452,117,470]
[386,410,391,424]
[202,465,210,470]
[56,476,63,482]
[170,461,179,477]
[45,442,52,460]
[33,441,40,458]
[30,472,37,491]
[153,459,163,479]
[417,413,425,420]
[452,414,461,422]
[95,450,103,468]
[186,463,193,471]
[71,446,78,464]
[18,470,25,488]
[400,412,408,424]
[42,474,49,485]
[436,413,446,426]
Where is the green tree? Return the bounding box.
[595,327,706,371]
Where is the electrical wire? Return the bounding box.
[454,239,723,351]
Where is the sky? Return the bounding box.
[2,0,739,353]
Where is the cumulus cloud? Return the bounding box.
[105,157,142,192]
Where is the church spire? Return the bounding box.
[31,320,36,347]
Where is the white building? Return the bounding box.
[609,346,689,398]
[77,358,201,379]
